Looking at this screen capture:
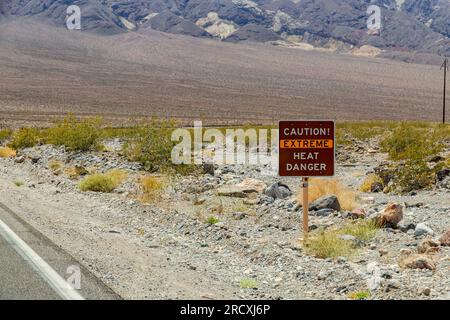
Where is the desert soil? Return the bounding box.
[0,138,449,300]
[0,19,447,128]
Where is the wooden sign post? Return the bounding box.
[302,177,309,239]
[279,121,335,240]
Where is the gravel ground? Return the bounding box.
[0,141,449,300]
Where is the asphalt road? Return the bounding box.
[0,202,120,300]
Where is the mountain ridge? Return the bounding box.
[0,0,449,63]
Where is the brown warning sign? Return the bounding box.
[279,121,335,177]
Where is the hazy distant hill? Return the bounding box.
[0,0,449,61]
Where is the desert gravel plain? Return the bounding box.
[0,18,447,127]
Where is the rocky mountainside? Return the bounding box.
[0,0,449,59]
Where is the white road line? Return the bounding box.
[0,218,85,300]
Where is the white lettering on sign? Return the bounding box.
[293,152,319,160]
[286,163,327,172]
[283,127,330,136]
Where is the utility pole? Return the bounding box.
[441,57,448,124]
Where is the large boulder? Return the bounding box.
[349,208,366,219]
[263,182,292,199]
[237,178,267,194]
[374,203,403,228]
[438,230,450,246]
[216,178,267,198]
[414,223,434,237]
[402,254,436,271]
[309,195,341,211]
[216,185,256,198]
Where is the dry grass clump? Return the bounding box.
[79,169,127,193]
[359,174,384,192]
[139,175,165,203]
[340,219,379,242]
[65,166,89,180]
[49,160,63,171]
[0,147,16,158]
[305,229,354,259]
[305,220,379,259]
[297,178,358,211]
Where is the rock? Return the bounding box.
[243,198,260,205]
[237,178,267,193]
[232,212,247,220]
[202,163,215,175]
[379,249,388,256]
[260,195,275,204]
[398,221,416,233]
[419,288,431,296]
[436,168,450,181]
[417,238,440,254]
[384,280,401,292]
[438,176,450,189]
[370,181,383,193]
[216,185,257,198]
[309,195,341,211]
[263,182,292,199]
[217,178,268,198]
[361,196,375,204]
[374,203,403,228]
[428,155,444,163]
[315,208,333,217]
[349,208,366,219]
[193,196,206,205]
[30,155,41,163]
[414,223,434,237]
[14,155,25,163]
[402,254,436,270]
[317,271,328,280]
[438,230,450,246]
[336,256,347,264]
[405,202,423,208]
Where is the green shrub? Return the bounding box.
[378,122,446,193]
[348,290,371,300]
[305,230,354,259]
[394,160,436,192]
[305,220,379,259]
[8,128,40,149]
[123,119,193,174]
[239,278,258,289]
[359,174,384,192]
[79,170,125,193]
[380,122,443,161]
[206,216,220,225]
[13,180,24,187]
[336,121,388,141]
[0,129,13,143]
[340,220,379,242]
[45,115,103,151]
